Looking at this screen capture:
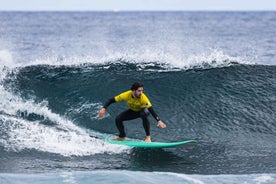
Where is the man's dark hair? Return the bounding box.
[131,82,144,90]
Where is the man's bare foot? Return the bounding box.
[144,136,151,142]
[112,137,126,141]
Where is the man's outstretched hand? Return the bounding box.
[98,108,106,118]
[157,120,166,128]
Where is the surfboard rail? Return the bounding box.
[107,139,197,148]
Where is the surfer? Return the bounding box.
[98,82,166,142]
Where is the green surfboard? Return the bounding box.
[107,139,197,148]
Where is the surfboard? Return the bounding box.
[107,139,197,148]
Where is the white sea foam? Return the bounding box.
[32,49,252,70]
[0,49,14,66]
[0,171,275,184]
[254,175,275,184]
[0,48,254,71]
[0,96,129,156]
[0,66,129,156]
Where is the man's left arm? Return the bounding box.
[148,107,167,128]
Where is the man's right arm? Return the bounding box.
[98,98,116,118]
[103,98,116,109]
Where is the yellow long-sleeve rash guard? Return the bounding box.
[114,90,152,112]
[103,90,161,121]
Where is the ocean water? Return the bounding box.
[0,11,276,183]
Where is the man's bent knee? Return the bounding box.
[140,108,150,118]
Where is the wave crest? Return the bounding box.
[4,49,253,71]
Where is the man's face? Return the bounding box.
[133,87,143,98]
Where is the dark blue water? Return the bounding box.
[0,11,276,183]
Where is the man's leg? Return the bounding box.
[115,109,140,139]
[140,108,151,142]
